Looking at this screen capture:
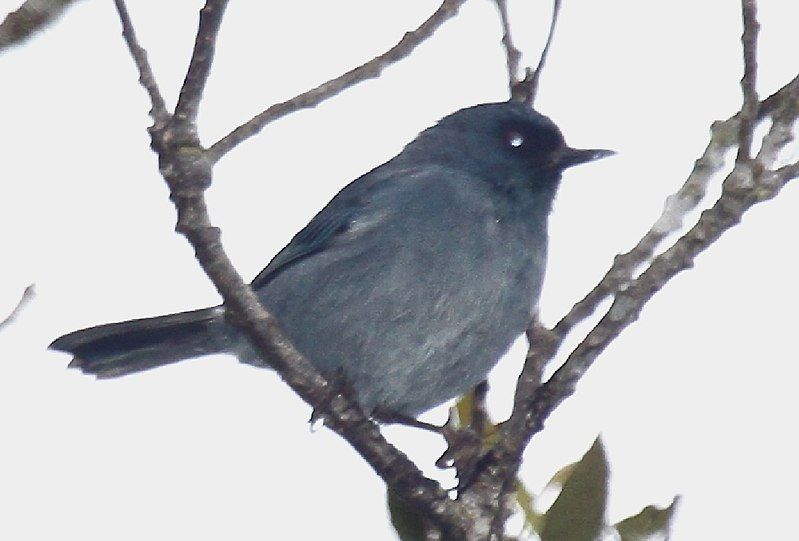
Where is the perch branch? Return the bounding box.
[112,1,475,538]
[476,0,799,500]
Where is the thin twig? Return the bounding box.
[494,0,562,104]
[523,153,798,430]
[173,0,228,124]
[207,0,467,162]
[483,121,799,488]
[0,285,35,331]
[737,0,760,163]
[474,45,799,507]
[113,0,168,124]
[772,159,799,181]
[537,74,799,360]
[494,0,522,91]
[551,117,734,341]
[537,17,793,360]
[493,0,562,104]
[0,0,81,51]
[470,380,490,437]
[756,78,799,166]
[523,0,561,106]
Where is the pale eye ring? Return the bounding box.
[506,131,525,148]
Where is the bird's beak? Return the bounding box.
[552,146,616,170]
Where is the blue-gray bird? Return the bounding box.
[50,101,612,417]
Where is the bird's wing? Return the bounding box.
[251,164,425,289]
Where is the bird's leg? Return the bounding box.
[371,407,446,433]
[438,381,492,487]
[466,380,490,438]
[373,396,488,489]
[373,408,482,485]
[434,409,484,488]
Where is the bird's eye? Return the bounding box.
[505,130,525,148]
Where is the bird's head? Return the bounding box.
[400,101,613,196]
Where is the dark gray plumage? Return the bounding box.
[50,101,612,417]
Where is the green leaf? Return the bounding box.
[540,436,609,541]
[544,461,579,491]
[615,496,681,541]
[387,489,428,541]
[516,479,545,534]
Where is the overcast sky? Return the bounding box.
[1,1,798,539]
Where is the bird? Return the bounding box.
[50,101,612,418]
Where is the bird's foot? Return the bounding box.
[435,410,485,488]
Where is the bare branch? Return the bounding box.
[522,0,561,106]
[159,150,472,540]
[499,0,562,105]
[537,74,799,363]
[517,3,786,384]
[112,2,475,538]
[0,285,35,331]
[494,0,522,91]
[772,159,799,182]
[520,153,797,431]
[483,117,799,489]
[551,117,737,341]
[94,1,799,537]
[0,0,80,51]
[737,0,760,162]
[207,0,467,162]
[113,0,168,124]
[173,0,228,124]
[757,78,799,166]
[514,318,557,411]
[474,61,799,503]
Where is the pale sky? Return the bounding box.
[1,1,798,539]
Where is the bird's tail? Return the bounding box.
[49,307,230,378]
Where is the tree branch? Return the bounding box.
[206,0,467,162]
[112,2,475,538]
[113,0,168,124]
[474,1,798,499]
[496,0,562,105]
[0,0,81,51]
[527,0,776,368]
[0,284,35,331]
[737,0,760,163]
[173,0,228,124]
[529,72,799,373]
[756,77,799,165]
[103,2,799,538]
[494,0,522,91]
[523,0,561,106]
[483,123,799,495]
